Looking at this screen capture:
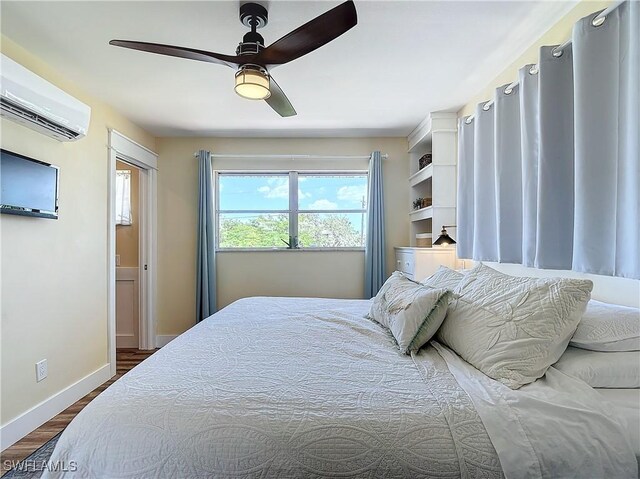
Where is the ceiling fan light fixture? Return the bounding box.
[234,67,271,100]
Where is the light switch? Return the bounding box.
[115,254,120,266]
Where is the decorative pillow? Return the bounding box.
[420,266,464,290]
[369,271,451,354]
[436,263,593,389]
[553,347,640,388]
[570,300,640,352]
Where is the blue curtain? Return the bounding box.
[196,150,216,321]
[364,151,386,298]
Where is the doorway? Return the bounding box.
[108,130,158,377]
[115,160,141,349]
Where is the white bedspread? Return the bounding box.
[43,297,637,478]
[44,297,502,478]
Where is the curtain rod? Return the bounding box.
[464,0,625,125]
[192,153,388,160]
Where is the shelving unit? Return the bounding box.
[406,111,458,246]
[408,164,432,187]
[409,206,433,222]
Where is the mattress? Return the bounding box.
[43,297,637,478]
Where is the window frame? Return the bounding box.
[215,170,368,252]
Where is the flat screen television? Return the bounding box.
[1,149,59,219]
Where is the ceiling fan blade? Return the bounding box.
[255,0,357,67]
[265,77,296,117]
[109,40,241,69]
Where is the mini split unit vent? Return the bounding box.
[1,54,91,141]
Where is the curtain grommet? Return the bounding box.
[592,11,606,27]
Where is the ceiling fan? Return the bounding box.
[109,1,357,117]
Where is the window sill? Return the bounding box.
[216,248,365,253]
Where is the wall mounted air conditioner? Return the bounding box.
[1,54,91,141]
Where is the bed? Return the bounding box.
[43,297,637,478]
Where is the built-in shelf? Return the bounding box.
[409,206,433,222]
[407,111,457,246]
[409,164,433,187]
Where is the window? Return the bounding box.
[217,171,368,249]
[115,170,132,225]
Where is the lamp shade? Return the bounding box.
[234,68,271,100]
[433,226,456,246]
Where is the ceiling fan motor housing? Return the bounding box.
[238,3,269,56]
[240,3,268,29]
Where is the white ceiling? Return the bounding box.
[1,1,577,137]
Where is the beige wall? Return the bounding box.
[459,0,611,117]
[115,161,139,267]
[156,137,409,335]
[0,36,156,425]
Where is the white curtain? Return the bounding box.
[536,44,575,270]
[456,118,474,260]
[519,64,540,268]
[115,170,132,226]
[572,1,639,277]
[472,102,497,261]
[495,82,522,264]
[457,1,639,279]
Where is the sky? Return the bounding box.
[218,174,368,212]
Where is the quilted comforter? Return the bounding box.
[44,297,503,478]
[43,296,637,478]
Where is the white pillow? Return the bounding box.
[420,266,464,290]
[570,300,640,352]
[368,271,451,354]
[554,347,640,388]
[436,263,593,389]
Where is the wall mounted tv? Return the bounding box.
[1,149,59,219]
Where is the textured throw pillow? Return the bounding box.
[570,300,640,351]
[369,271,452,354]
[436,263,593,389]
[421,266,464,290]
[553,347,640,388]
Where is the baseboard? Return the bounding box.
[0,364,112,451]
[155,335,178,347]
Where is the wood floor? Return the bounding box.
[1,349,156,476]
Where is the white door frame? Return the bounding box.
[108,129,158,377]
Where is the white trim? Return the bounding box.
[109,129,158,170]
[107,146,117,376]
[138,167,158,350]
[289,171,298,246]
[0,365,110,451]
[155,335,178,348]
[408,111,458,152]
[108,131,159,375]
[217,248,365,253]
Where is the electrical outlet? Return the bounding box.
[36,359,47,382]
[115,254,121,266]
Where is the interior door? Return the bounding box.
[116,267,139,348]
